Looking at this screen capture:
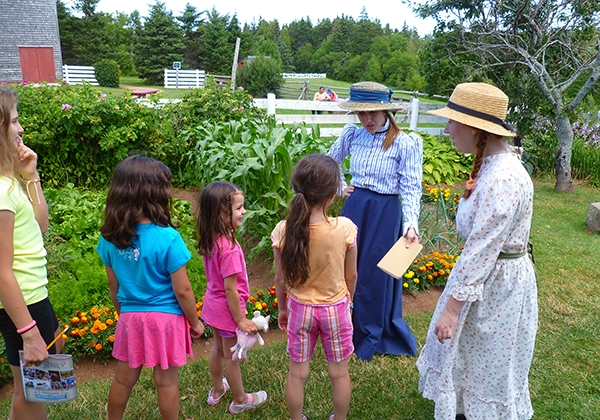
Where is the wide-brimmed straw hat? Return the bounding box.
[428,82,516,137]
[338,81,403,112]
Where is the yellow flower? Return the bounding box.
[414,279,419,284]
[255,302,262,310]
[403,283,409,288]
[404,271,415,279]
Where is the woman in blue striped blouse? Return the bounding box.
[327,81,423,361]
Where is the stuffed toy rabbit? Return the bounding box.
[230,311,270,361]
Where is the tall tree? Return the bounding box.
[203,9,233,74]
[177,4,204,69]
[414,0,600,192]
[134,2,184,84]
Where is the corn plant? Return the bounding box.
[181,117,331,258]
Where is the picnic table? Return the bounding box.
[130,89,160,98]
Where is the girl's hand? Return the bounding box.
[238,318,258,334]
[278,310,288,331]
[14,140,39,180]
[434,296,464,343]
[341,185,355,198]
[189,320,205,338]
[21,327,49,366]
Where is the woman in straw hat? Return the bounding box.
[327,81,422,361]
[417,83,537,419]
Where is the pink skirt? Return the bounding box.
[112,312,194,370]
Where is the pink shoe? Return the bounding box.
[207,378,229,406]
[228,391,268,414]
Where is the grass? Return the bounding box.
[1,179,598,418]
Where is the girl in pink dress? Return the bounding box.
[195,181,268,415]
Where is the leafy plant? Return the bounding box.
[181,117,330,257]
[94,59,120,88]
[421,133,472,185]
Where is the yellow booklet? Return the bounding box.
[377,237,423,279]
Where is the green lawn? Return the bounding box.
[1,179,598,419]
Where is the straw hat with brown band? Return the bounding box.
[338,81,404,112]
[427,82,517,138]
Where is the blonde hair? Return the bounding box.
[0,87,18,178]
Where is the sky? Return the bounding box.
[79,0,436,36]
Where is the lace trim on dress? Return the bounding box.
[451,283,483,302]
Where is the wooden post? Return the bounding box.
[231,37,241,90]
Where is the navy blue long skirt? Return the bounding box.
[342,187,417,361]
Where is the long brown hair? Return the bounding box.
[0,87,19,178]
[463,130,490,199]
[382,111,401,150]
[280,154,340,289]
[195,181,243,257]
[100,155,173,248]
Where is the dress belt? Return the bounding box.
[497,251,527,259]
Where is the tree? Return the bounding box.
[237,56,284,97]
[414,0,600,192]
[203,9,233,74]
[177,4,204,69]
[134,2,184,84]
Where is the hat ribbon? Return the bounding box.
[350,88,393,104]
[447,101,515,133]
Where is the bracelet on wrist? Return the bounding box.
[22,178,42,204]
[17,320,37,334]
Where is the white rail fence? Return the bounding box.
[164,69,206,89]
[253,95,447,136]
[62,65,98,85]
[282,73,326,79]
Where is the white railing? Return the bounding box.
[253,96,447,136]
[282,73,326,79]
[164,69,206,89]
[62,65,98,85]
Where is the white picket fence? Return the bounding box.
[282,73,326,79]
[164,69,206,89]
[62,65,98,85]
[253,96,447,136]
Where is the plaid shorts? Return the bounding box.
[286,295,354,363]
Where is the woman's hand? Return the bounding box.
[434,296,465,343]
[405,227,419,246]
[341,185,355,198]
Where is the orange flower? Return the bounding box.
[106,319,114,325]
[261,302,267,309]
[92,313,100,319]
[91,326,99,334]
[108,335,115,343]
[70,317,80,324]
[89,341,96,348]
[104,307,110,313]
[257,291,263,297]
[99,323,107,331]
[95,343,103,351]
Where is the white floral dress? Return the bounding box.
[417,152,538,420]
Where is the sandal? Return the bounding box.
[229,390,268,414]
[328,413,346,420]
[289,414,309,420]
[207,378,229,406]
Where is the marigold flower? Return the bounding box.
[403,283,409,288]
[70,317,80,324]
[257,291,263,297]
[108,336,115,343]
[91,327,99,334]
[104,307,110,313]
[90,307,98,313]
[62,334,68,340]
[269,290,276,296]
[273,302,278,308]
[95,343,103,351]
[89,341,95,348]
[93,313,100,319]
[106,319,114,325]
[261,302,267,309]
[255,302,262,310]
[99,323,107,331]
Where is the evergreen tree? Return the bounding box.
[177,4,204,69]
[134,2,184,84]
[203,9,233,74]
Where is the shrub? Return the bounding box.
[237,56,284,97]
[94,60,120,88]
[15,83,167,188]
